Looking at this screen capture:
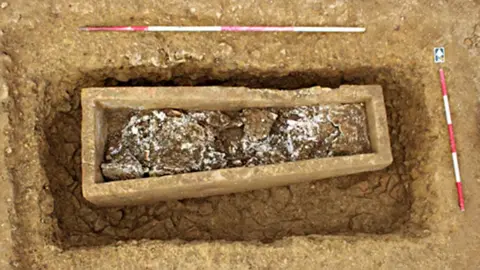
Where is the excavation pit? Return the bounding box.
[3,1,472,266]
[82,85,392,206]
[30,66,427,250]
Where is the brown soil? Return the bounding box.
[0,0,479,269]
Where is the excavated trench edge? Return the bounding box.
[28,65,429,249]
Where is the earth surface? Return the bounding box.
[0,0,479,269]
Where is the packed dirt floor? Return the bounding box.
[0,0,479,269]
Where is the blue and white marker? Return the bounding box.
[434,47,445,63]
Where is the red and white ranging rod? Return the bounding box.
[439,68,465,211]
[79,25,366,33]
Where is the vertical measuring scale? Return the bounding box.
[435,47,465,211]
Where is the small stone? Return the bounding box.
[242,109,277,141]
[39,195,54,215]
[214,43,233,58]
[128,52,142,66]
[271,187,290,211]
[387,174,400,191]
[93,218,109,232]
[165,109,182,117]
[1,2,8,9]
[153,203,168,216]
[379,193,396,206]
[329,104,371,155]
[184,201,199,212]
[351,181,371,197]
[114,73,130,82]
[198,203,213,215]
[410,167,421,180]
[106,210,124,225]
[101,157,143,181]
[74,217,91,232]
[5,147,12,154]
[102,226,116,236]
[138,215,149,224]
[10,13,21,24]
[251,50,261,58]
[171,50,188,63]
[0,53,12,65]
[464,38,473,47]
[203,111,232,129]
[232,160,242,166]
[0,80,8,101]
[115,228,131,237]
[374,176,389,193]
[150,57,161,67]
[79,206,98,224]
[389,184,406,203]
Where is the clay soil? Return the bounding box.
[0,0,479,269]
